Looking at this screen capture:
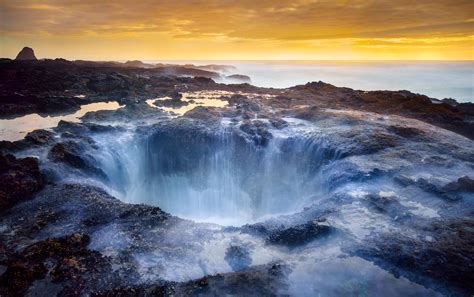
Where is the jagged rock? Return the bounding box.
[0,232,111,296]
[0,154,44,213]
[48,141,106,179]
[266,220,333,247]
[15,47,37,61]
[225,245,252,271]
[183,106,224,120]
[153,98,188,108]
[443,176,474,193]
[228,94,261,113]
[400,176,474,202]
[24,129,56,145]
[269,118,289,129]
[239,120,272,146]
[90,263,288,297]
[352,218,474,296]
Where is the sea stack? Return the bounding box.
[15,47,37,60]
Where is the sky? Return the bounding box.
[1,0,473,60]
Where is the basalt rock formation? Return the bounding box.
[0,56,473,296]
[0,154,44,212]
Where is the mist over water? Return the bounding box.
[153,60,474,103]
[96,121,335,226]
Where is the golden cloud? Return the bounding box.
[1,0,472,59]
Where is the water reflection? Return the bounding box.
[0,101,122,141]
[146,90,231,115]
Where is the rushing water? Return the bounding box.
[96,121,335,226]
[152,60,474,103]
[0,101,122,141]
[84,109,473,295]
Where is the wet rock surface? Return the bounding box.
[0,58,473,296]
[266,220,333,247]
[48,140,107,179]
[225,244,253,271]
[351,218,474,296]
[0,154,44,213]
[0,59,221,118]
[152,97,189,108]
[0,232,107,296]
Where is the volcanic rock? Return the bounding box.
[15,47,37,61]
[352,218,474,296]
[225,245,252,271]
[153,98,188,108]
[266,220,333,247]
[239,120,272,146]
[0,154,44,213]
[48,141,107,179]
[24,129,56,145]
[0,232,110,296]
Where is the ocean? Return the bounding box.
[151,61,474,103]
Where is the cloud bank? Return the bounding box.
[1,0,472,59]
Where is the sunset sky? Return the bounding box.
[1,0,473,60]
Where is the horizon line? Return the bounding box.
[3,57,474,63]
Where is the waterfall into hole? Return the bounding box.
[96,122,339,225]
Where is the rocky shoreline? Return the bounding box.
[0,56,473,296]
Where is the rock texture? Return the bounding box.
[0,56,473,297]
[0,154,44,212]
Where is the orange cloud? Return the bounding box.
[1,0,472,60]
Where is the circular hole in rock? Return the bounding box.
[97,123,337,226]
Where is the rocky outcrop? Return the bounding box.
[225,244,252,271]
[0,154,44,212]
[352,218,474,296]
[1,55,473,297]
[2,58,473,140]
[0,59,221,118]
[48,141,107,179]
[122,60,154,68]
[266,220,333,247]
[394,175,474,202]
[152,98,189,108]
[239,120,273,146]
[15,47,37,61]
[226,74,252,83]
[0,232,106,296]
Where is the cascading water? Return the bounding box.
[96,120,338,225]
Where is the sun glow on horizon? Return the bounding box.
[1,0,473,60]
